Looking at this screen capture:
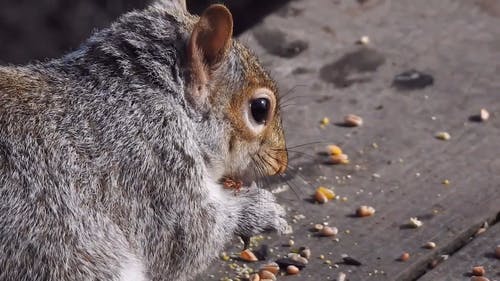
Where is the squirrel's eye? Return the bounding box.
[250,98,270,124]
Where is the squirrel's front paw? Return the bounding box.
[235,182,290,239]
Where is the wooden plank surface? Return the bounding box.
[203,0,500,280]
[418,222,499,281]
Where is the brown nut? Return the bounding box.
[314,190,328,204]
[344,114,363,127]
[260,262,279,275]
[319,226,338,237]
[249,273,260,281]
[356,205,376,217]
[258,270,276,280]
[286,265,300,275]
[472,266,485,276]
[399,252,410,262]
[240,249,258,262]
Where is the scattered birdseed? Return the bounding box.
[314,190,328,204]
[409,217,423,228]
[316,186,336,199]
[472,266,486,276]
[327,145,343,156]
[356,205,376,217]
[313,224,324,231]
[423,242,436,249]
[258,270,275,280]
[330,154,350,165]
[321,117,330,126]
[435,131,451,141]
[319,255,325,260]
[337,272,347,281]
[399,252,410,262]
[479,108,490,121]
[220,252,230,261]
[344,114,363,127]
[358,36,370,45]
[287,239,295,247]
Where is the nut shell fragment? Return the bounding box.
[240,249,258,262]
[344,114,363,127]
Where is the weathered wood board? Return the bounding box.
[202,0,500,280]
[418,222,499,281]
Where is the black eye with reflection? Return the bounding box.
[250,98,270,124]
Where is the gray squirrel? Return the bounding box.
[0,1,289,280]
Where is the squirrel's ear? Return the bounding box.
[188,4,233,74]
[189,4,233,66]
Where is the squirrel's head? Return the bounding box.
[184,4,288,180]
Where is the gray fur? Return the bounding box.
[0,2,287,281]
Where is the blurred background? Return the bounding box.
[0,0,290,64]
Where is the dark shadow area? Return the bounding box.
[0,0,292,64]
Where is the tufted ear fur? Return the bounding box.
[187,4,233,100]
[157,0,187,13]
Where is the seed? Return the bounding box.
[399,252,410,262]
[320,226,338,237]
[240,249,258,262]
[337,272,347,281]
[356,205,376,217]
[260,263,280,275]
[249,273,260,281]
[258,270,276,280]
[480,108,490,121]
[299,247,311,259]
[471,277,490,281]
[442,179,450,185]
[409,217,423,228]
[330,154,350,164]
[475,227,487,236]
[286,265,300,275]
[358,36,370,45]
[314,190,328,204]
[220,251,230,261]
[313,224,324,231]
[317,186,336,199]
[321,117,330,126]
[435,131,451,141]
[327,145,343,156]
[344,114,363,127]
[495,245,500,258]
[472,266,485,276]
[287,239,295,247]
[423,242,436,249]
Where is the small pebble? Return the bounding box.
[472,266,485,276]
[240,249,258,262]
[435,131,451,141]
[423,242,436,249]
[356,205,376,217]
[399,252,410,262]
[344,114,363,127]
[327,145,343,156]
[286,265,300,275]
[480,109,490,121]
[495,245,500,258]
[320,226,338,237]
